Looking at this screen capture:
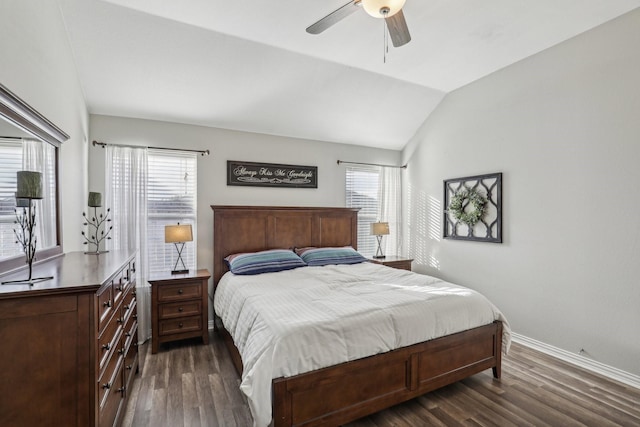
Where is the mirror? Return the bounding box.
[0,83,68,273]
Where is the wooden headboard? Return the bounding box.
[211,205,359,285]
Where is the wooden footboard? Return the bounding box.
[217,319,503,427]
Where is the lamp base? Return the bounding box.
[372,255,386,259]
[1,276,54,286]
[171,269,189,275]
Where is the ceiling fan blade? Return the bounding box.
[306,1,361,35]
[385,9,411,47]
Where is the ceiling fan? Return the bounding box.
[306,0,411,48]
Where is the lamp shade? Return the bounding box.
[165,224,193,243]
[88,192,102,207]
[371,222,390,236]
[362,0,406,18]
[16,171,43,199]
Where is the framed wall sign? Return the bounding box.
[227,160,318,188]
[443,172,502,243]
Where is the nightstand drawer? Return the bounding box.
[149,269,211,353]
[159,300,202,320]
[158,316,202,336]
[157,282,201,302]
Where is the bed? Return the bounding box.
[212,205,509,427]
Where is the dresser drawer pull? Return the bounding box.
[117,317,124,324]
[125,332,132,337]
[103,300,112,308]
[118,347,125,355]
[179,322,183,328]
[116,285,123,292]
[132,291,137,296]
[178,307,183,312]
[124,304,130,310]
[102,343,111,351]
[178,289,183,294]
[133,314,138,319]
[126,365,133,370]
[102,382,111,390]
[118,386,126,396]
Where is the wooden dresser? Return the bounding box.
[149,269,210,354]
[0,251,139,427]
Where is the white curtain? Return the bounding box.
[378,166,402,257]
[105,146,151,343]
[22,139,56,249]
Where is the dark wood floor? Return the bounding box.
[122,331,640,427]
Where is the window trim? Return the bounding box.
[0,84,68,275]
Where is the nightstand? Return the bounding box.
[369,256,413,271]
[149,269,211,354]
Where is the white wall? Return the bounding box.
[403,9,640,376]
[89,114,401,314]
[0,0,89,253]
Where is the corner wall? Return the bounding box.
[0,0,89,252]
[403,9,640,376]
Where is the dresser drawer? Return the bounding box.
[113,270,127,308]
[98,341,123,411]
[124,328,138,390]
[99,360,124,427]
[159,300,201,320]
[158,316,202,336]
[123,305,137,349]
[98,308,123,372]
[122,286,136,322]
[97,284,114,333]
[157,282,201,302]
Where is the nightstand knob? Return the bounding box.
[179,322,183,328]
[178,289,183,294]
[178,307,183,312]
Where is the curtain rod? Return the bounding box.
[337,160,407,169]
[92,140,210,156]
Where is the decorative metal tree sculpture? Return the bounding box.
[82,192,112,254]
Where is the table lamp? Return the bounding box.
[371,221,389,259]
[2,171,53,285]
[165,224,192,274]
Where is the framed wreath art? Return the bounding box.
[443,172,502,243]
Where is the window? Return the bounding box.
[0,139,58,261]
[346,165,402,258]
[147,150,197,277]
[346,165,380,256]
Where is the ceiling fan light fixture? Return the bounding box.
[362,0,406,18]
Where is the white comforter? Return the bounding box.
[214,262,511,427]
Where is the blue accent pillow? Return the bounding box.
[295,246,367,266]
[225,249,306,275]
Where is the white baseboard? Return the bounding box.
[511,333,640,390]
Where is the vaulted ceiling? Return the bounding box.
[57,0,640,149]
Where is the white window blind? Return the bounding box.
[346,165,381,256]
[147,150,197,276]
